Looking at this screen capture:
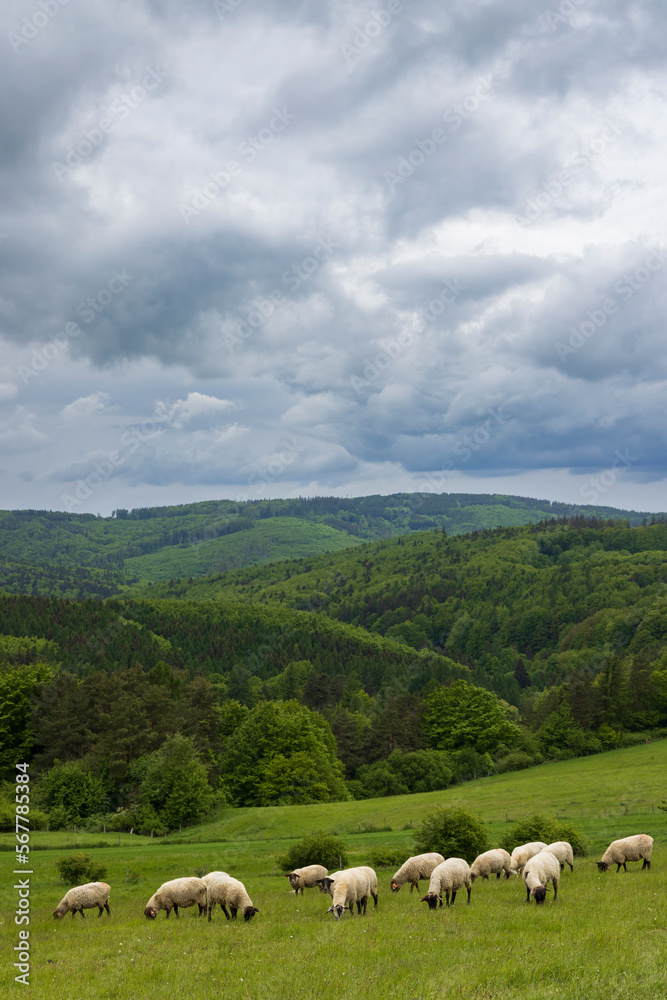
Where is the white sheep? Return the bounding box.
[206,875,259,921]
[323,867,371,919]
[390,853,445,893]
[201,871,230,887]
[509,841,548,876]
[144,877,207,919]
[53,881,111,919]
[597,834,653,873]
[420,858,472,908]
[470,849,515,881]
[357,865,378,908]
[522,850,560,904]
[545,841,574,872]
[284,865,328,894]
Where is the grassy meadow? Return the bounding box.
[2,741,666,999]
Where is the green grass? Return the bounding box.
[123,518,363,583]
[2,742,666,998]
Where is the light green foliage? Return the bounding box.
[352,749,453,799]
[135,734,216,831]
[222,700,349,807]
[414,806,489,863]
[0,659,54,777]
[277,830,349,871]
[55,851,107,884]
[500,813,588,857]
[424,680,526,755]
[37,759,108,826]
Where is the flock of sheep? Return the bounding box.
[52,833,654,921]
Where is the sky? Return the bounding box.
[1,0,666,516]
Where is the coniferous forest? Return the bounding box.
[1,498,666,836]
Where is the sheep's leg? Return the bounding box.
[221,904,230,920]
[496,872,501,880]
[568,862,574,872]
[466,885,471,904]
[642,858,650,870]
[97,905,103,917]
[104,902,111,915]
[79,909,85,919]
[173,905,179,918]
[525,884,531,903]
[372,891,378,908]
[409,883,415,893]
[616,863,622,873]
[444,890,450,907]
[208,905,213,922]
[198,903,205,917]
[451,890,457,906]
[230,906,238,919]
[552,878,558,901]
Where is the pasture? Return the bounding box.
[2,741,666,998]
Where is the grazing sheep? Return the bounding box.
[597,834,653,873]
[357,865,378,908]
[522,850,560,904]
[144,877,207,919]
[390,853,445,893]
[470,849,514,882]
[206,875,259,921]
[201,871,229,887]
[284,865,328,894]
[53,882,110,919]
[509,841,548,876]
[323,868,371,919]
[545,841,574,872]
[421,858,472,909]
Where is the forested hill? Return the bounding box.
[1,517,666,828]
[134,517,667,704]
[0,492,658,585]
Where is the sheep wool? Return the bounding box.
[201,871,230,887]
[144,877,207,919]
[522,850,560,904]
[357,865,378,908]
[206,875,259,921]
[470,849,514,881]
[390,853,445,893]
[421,858,472,909]
[324,867,371,919]
[597,834,653,873]
[545,841,574,872]
[509,841,548,875]
[53,882,111,919]
[284,865,328,894]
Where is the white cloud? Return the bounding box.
[60,392,111,425]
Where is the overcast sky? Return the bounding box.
[1,0,665,515]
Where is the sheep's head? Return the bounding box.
[320,876,336,894]
[144,906,158,919]
[469,872,478,883]
[53,908,65,919]
[286,873,299,888]
[390,881,400,892]
[596,862,609,872]
[531,885,547,904]
[243,906,260,922]
[326,903,347,920]
[420,893,440,910]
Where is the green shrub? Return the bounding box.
[413,807,488,864]
[500,813,588,857]
[277,831,348,872]
[55,852,107,885]
[367,847,406,869]
[494,751,538,774]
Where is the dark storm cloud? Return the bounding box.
[0,0,665,510]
